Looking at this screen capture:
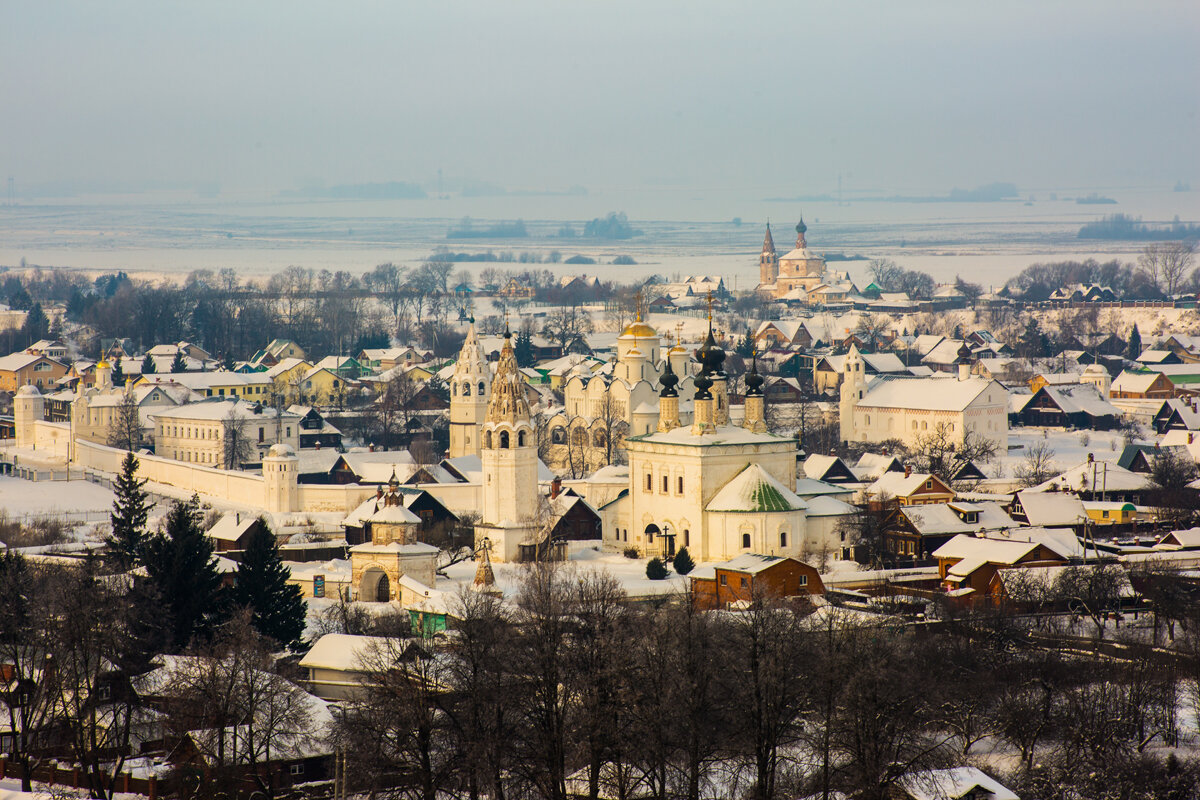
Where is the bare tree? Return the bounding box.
[106,389,143,451]
[367,262,409,328]
[853,313,892,351]
[1053,563,1128,641]
[868,258,904,291]
[1015,440,1057,487]
[910,425,997,483]
[1140,241,1196,297]
[222,406,254,469]
[542,305,594,350]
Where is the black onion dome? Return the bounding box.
[745,356,764,396]
[659,358,679,397]
[693,369,712,400]
[955,342,973,362]
[796,217,807,235]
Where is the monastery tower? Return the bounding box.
[475,324,541,562]
[758,222,779,288]
[448,318,491,459]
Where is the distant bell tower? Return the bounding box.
[449,318,490,459]
[759,222,779,287]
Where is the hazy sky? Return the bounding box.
[4,1,1198,199]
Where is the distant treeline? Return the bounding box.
[284,181,427,200]
[1079,214,1200,241]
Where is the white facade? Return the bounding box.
[150,399,300,466]
[839,345,1008,449]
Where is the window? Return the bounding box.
[780,531,787,547]
[484,431,493,448]
[662,475,669,493]
[500,431,510,448]
[289,764,305,776]
[925,480,932,489]
[286,427,291,437]
[742,533,751,549]
[677,476,684,494]
[551,427,565,444]
[478,381,486,395]
[719,574,727,586]
[518,430,526,447]
[740,577,748,588]
[646,474,653,491]
[798,575,808,586]
[463,383,471,396]
[1102,510,1110,518]
[258,427,265,443]
[683,529,689,546]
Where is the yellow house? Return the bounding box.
[298,366,348,405]
[1083,501,1138,526]
[134,371,271,400]
[266,358,314,401]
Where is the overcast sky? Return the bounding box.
[4,1,1198,199]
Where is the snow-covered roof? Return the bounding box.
[706,464,807,513]
[633,424,791,448]
[1032,460,1150,493]
[934,534,1058,573]
[805,495,858,517]
[205,513,258,543]
[1111,370,1166,395]
[1039,384,1121,418]
[299,633,390,672]
[712,553,798,575]
[900,502,1014,536]
[853,452,903,480]
[899,767,1017,800]
[866,471,947,499]
[1013,490,1087,526]
[149,398,297,422]
[857,374,1002,412]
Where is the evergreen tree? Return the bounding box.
[21,303,49,345]
[952,323,963,339]
[735,328,755,358]
[141,353,156,374]
[1126,323,1142,360]
[106,452,151,569]
[233,520,306,650]
[142,495,228,650]
[645,557,668,580]
[170,350,187,373]
[672,546,695,575]
[514,329,536,368]
[110,359,125,387]
[1018,317,1046,359]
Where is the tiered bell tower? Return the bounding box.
[449,318,491,459]
[475,324,541,562]
[759,222,779,287]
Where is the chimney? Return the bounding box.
[1189,433,1194,445]
[551,476,562,499]
[376,486,384,499]
[882,448,889,456]
[904,464,912,478]
[1087,452,1094,462]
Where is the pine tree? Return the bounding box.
[514,329,535,368]
[233,519,306,650]
[111,359,125,387]
[646,557,668,580]
[672,546,695,575]
[141,353,156,375]
[170,350,187,373]
[106,452,151,569]
[21,303,49,346]
[142,495,228,650]
[735,328,755,358]
[1126,323,1142,360]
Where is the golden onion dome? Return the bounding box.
[97,358,111,369]
[620,322,658,338]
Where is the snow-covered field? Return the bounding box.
[0,475,116,518]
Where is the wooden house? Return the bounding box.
[690,554,824,611]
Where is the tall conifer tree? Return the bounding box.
[142,495,227,650]
[107,452,151,569]
[1126,323,1142,360]
[234,520,306,650]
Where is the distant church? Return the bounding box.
[756,219,845,300]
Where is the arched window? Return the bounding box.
[551,427,566,444]
[462,383,471,396]
[518,430,526,447]
[742,533,751,549]
[500,431,510,449]
[780,531,788,548]
[921,421,928,430]
[593,430,607,448]
[571,428,587,448]
[483,431,493,449]
[478,381,486,395]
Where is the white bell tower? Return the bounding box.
[840,345,866,443]
[449,319,491,459]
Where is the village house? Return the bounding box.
[863,469,955,507]
[689,553,824,610]
[1110,370,1176,399]
[0,351,68,391]
[149,399,301,466]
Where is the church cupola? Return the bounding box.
[743,351,767,433]
[697,308,729,426]
[955,342,974,382]
[795,217,808,249]
[657,357,680,432]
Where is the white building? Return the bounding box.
[839,345,1008,449]
[601,322,849,562]
[150,398,301,466]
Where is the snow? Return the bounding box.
[0,475,116,517]
[705,463,807,513]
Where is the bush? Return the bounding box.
[672,547,695,575]
[564,255,596,265]
[623,547,640,559]
[611,255,637,265]
[646,557,668,580]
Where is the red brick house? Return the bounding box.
[690,554,824,610]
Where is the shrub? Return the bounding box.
[646,557,668,580]
[672,547,695,575]
[623,547,640,559]
[612,255,637,265]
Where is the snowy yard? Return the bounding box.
[0,475,116,519]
